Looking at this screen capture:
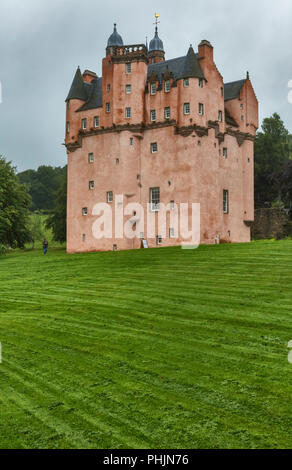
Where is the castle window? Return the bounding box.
[107,191,113,203]
[125,107,131,118]
[66,121,70,133]
[88,152,94,163]
[198,103,204,115]
[184,78,189,87]
[89,180,94,190]
[150,83,156,95]
[150,142,158,153]
[82,234,86,242]
[164,107,170,119]
[150,187,160,211]
[126,63,131,74]
[223,189,229,214]
[164,80,170,92]
[150,109,156,122]
[116,158,119,165]
[156,235,162,245]
[82,118,87,130]
[130,137,134,146]
[94,116,99,128]
[240,103,243,109]
[82,207,88,216]
[218,110,223,122]
[126,84,131,94]
[170,200,175,210]
[106,102,110,113]
[223,148,227,158]
[169,227,175,238]
[184,102,190,115]
[199,79,204,88]
[107,84,111,91]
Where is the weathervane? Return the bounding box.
[154,12,160,30]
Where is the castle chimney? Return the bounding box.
[198,39,214,62]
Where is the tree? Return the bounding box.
[254,113,291,208]
[0,156,32,248]
[29,213,44,248]
[18,165,67,212]
[45,169,67,243]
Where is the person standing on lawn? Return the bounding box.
[43,239,48,255]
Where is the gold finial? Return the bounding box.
[154,13,160,27]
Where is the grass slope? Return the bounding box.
[0,241,292,449]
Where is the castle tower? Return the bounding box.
[148,15,165,64]
[102,24,148,126]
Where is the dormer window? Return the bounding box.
[150,109,156,122]
[218,110,223,122]
[164,80,170,92]
[126,63,131,74]
[150,83,156,95]
[184,78,189,87]
[82,118,87,130]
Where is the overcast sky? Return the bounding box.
[0,0,292,172]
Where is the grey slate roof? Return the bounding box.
[107,24,123,47]
[224,79,246,101]
[77,77,103,111]
[66,67,88,102]
[149,27,164,52]
[147,46,205,83]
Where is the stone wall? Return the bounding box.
[252,208,291,240]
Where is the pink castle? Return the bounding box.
[65,21,258,253]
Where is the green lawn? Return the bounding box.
[0,240,292,449]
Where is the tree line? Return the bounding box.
[0,112,291,251]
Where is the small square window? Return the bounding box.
[130,137,134,146]
[94,116,99,128]
[198,103,204,115]
[184,78,189,87]
[66,121,70,133]
[223,189,229,214]
[88,152,94,163]
[126,84,131,94]
[150,109,156,122]
[164,80,170,92]
[218,110,223,122]
[82,118,87,130]
[107,84,111,91]
[107,191,113,203]
[223,148,227,158]
[126,63,131,74]
[199,78,204,88]
[125,107,131,118]
[184,102,190,115]
[106,102,110,113]
[82,207,88,216]
[150,142,158,153]
[169,227,175,238]
[164,107,170,119]
[150,83,156,95]
[89,180,94,190]
[156,235,162,245]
